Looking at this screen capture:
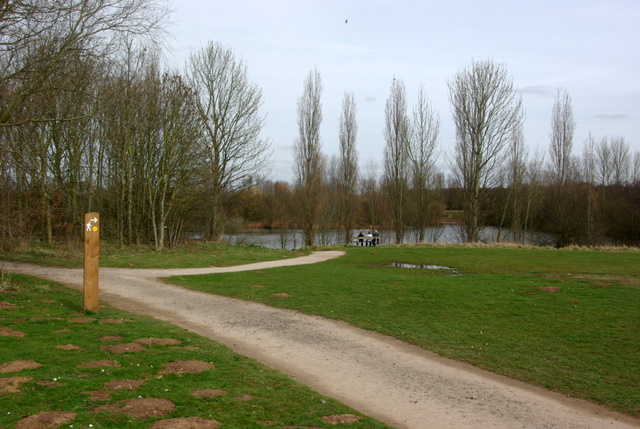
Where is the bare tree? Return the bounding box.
[0,0,169,126]
[188,42,272,241]
[337,92,359,244]
[633,151,640,184]
[361,158,381,233]
[549,90,575,186]
[293,68,323,246]
[383,78,410,244]
[595,137,613,193]
[448,59,523,242]
[522,147,545,242]
[144,72,204,250]
[408,84,440,243]
[504,122,528,243]
[582,133,598,242]
[610,137,630,185]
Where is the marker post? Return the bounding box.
[83,212,100,312]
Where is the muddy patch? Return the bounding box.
[0,376,32,394]
[191,389,227,398]
[159,360,215,375]
[100,335,123,341]
[134,337,181,346]
[234,394,254,401]
[83,379,145,401]
[0,326,25,337]
[56,344,81,351]
[69,317,95,324]
[92,397,175,419]
[320,414,362,425]
[15,411,76,429]
[0,360,41,373]
[270,293,292,298]
[150,417,221,429]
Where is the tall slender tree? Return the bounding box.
[293,68,323,246]
[383,78,410,244]
[337,92,359,244]
[408,84,440,243]
[549,90,575,186]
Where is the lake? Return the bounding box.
[222,225,551,250]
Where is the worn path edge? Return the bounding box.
[2,252,639,429]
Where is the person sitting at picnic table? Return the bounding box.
[366,231,373,246]
[357,231,364,246]
[372,230,380,246]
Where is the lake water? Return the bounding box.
[222,225,551,250]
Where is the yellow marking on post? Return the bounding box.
[83,212,99,312]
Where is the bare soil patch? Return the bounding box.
[320,414,363,425]
[15,411,76,429]
[0,376,32,394]
[92,397,175,419]
[538,286,560,293]
[0,326,25,337]
[100,335,122,341]
[234,394,254,401]
[56,344,81,350]
[69,317,95,324]
[159,360,215,374]
[134,337,181,345]
[191,389,227,398]
[101,342,146,354]
[270,293,292,298]
[0,360,41,373]
[83,379,146,401]
[150,417,221,429]
[82,389,112,401]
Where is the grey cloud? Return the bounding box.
[594,113,629,120]
[518,85,556,96]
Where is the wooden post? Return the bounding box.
[83,212,100,312]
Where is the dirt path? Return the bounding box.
[3,252,639,429]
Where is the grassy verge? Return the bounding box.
[164,245,640,418]
[0,241,308,268]
[0,274,390,429]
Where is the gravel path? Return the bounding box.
[3,252,639,429]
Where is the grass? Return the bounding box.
[163,244,640,418]
[0,274,390,428]
[0,240,308,268]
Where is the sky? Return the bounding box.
[164,0,639,183]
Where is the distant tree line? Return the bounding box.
[1,2,639,249]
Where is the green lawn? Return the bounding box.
[163,245,640,418]
[0,274,390,428]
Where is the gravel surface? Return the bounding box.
[4,252,640,429]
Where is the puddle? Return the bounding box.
[388,262,461,276]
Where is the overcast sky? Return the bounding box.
[165,0,639,182]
